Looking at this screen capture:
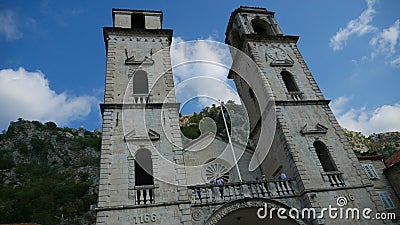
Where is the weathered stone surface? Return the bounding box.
[97,7,389,225]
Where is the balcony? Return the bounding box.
[322,171,345,187]
[130,94,149,104]
[288,91,303,101]
[188,179,298,205]
[134,185,156,205]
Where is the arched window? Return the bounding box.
[314,141,336,172]
[281,71,300,92]
[251,18,274,35]
[135,149,154,186]
[132,70,148,94]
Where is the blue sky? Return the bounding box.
[0,0,399,135]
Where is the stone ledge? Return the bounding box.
[95,201,191,212]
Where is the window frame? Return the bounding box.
[362,163,379,179]
[377,191,395,209]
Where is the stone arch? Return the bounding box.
[251,18,274,35]
[135,148,154,186]
[132,70,148,94]
[314,140,336,172]
[281,71,300,92]
[204,198,307,225]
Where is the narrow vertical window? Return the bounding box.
[135,149,153,186]
[362,164,379,179]
[314,141,336,172]
[133,70,148,94]
[281,71,299,92]
[377,191,395,209]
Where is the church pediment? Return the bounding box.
[124,129,160,142]
[270,57,294,67]
[125,56,154,65]
[300,123,328,135]
[124,48,154,65]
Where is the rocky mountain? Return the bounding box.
[0,119,101,225]
[179,100,249,146]
[344,128,400,158]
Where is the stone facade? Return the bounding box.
[96,6,394,225]
[96,9,191,225]
[358,155,400,222]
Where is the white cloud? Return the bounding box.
[370,20,400,55]
[0,10,23,41]
[331,96,400,135]
[390,55,400,67]
[330,96,351,115]
[170,37,240,109]
[369,19,400,63]
[0,68,98,130]
[329,0,377,51]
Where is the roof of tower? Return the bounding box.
[112,8,163,14]
[225,6,275,37]
[112,8,163,28]
[238,6,272,14]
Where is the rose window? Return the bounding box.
[202,160,231,183]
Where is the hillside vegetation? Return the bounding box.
[0,119,100,224]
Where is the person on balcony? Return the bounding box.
[278,172,289,194]
[216,177,224,198]
[262,175,270,195]
[256,177,265,196]
[195,185,202,202]
[210,180,218,200]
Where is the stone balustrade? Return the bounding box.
[322,171,345,187]
[131,94,148,104]
[188,179,297,205]
[134,185,156,205]
[289,91,303,101]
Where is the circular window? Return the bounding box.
[202,159,231,183]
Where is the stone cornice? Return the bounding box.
[226,34,300,51]
[95,200,191,212]
[300,184,374,196]
[275,99,331,106]
[100,103,180,115]
[112,8,162,14]
[103,27,173,44]
[242,34,299,45]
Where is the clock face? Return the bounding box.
[266,47,287,61]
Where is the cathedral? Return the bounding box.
[95,6,393,225]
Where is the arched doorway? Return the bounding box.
[204,199,306,225]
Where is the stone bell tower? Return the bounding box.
[225,6,387,225]
[96,9,191,225]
